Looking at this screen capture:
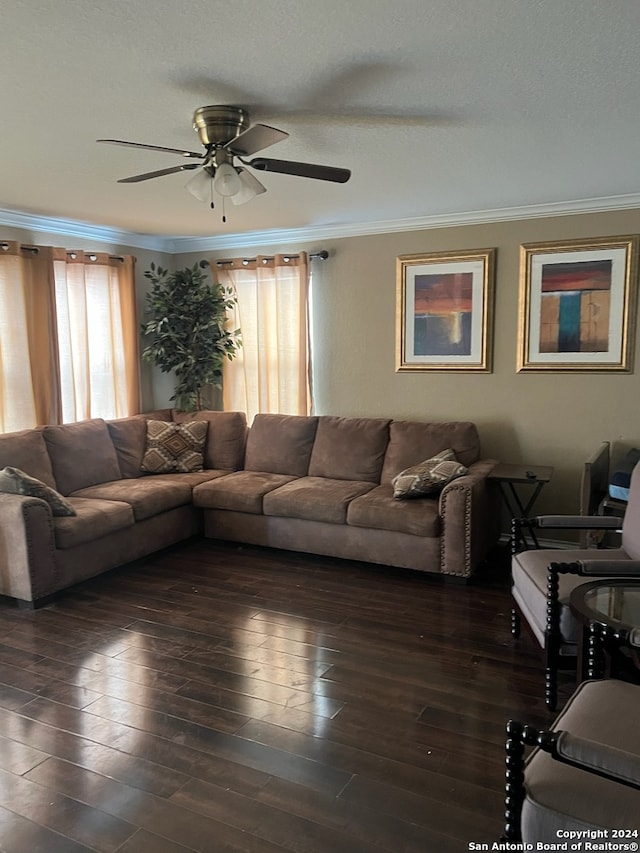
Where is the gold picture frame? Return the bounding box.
[396,248,496,372]
[517,235,639,372]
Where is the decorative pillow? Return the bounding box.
[391,450,468,499]
[0,466,77,516]
[141,420,208,474]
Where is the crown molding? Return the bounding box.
[0,208,168,252]
[2,192,640,255]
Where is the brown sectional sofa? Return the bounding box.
[0,409,499,607]
[193,413,499,578]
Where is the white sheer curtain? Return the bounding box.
[0,243,139,433]
[216,253,311,424]
[52,250,140,422]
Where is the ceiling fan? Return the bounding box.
[98,105,351,213]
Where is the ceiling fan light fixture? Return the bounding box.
[230,168,267,206]
[185,167,213,202]
[213,162,242,197]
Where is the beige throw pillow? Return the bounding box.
[141,420,208,474]
[392,450,468,499]
[0,466,77,516]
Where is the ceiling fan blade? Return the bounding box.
[226,124,289,157]
[248,157,351,183]
[97,139,204,159]
[231,168,267,206]
[117,163,201,183]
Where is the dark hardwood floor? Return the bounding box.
[0,539,574,852]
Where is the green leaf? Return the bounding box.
[141,260,241,410]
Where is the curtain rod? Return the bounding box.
[1,242,39,254]
[0,243,124,262]
[215,250,329,267]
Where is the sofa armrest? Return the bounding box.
[0,493,57,603]
[439,459,499,578]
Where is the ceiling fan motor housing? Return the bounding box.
[192,106,250,147]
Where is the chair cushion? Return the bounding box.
[522,679,640,841]
[512,547,629,648]
[308,416,390,483]
[0,466,76,516]
[621,463,640,560]
[141,420,208,474]
[244,414,318,477]
[263,477,375,524]
[391,450,467,499]
[193,471,298,514]
[55,498,134,548]
[347,484,441,536]
[43,419,122,495]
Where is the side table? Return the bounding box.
[488,463,554,548]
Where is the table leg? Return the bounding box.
[500,481,546,548]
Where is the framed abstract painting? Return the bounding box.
[517,235,639,372]
[396,248,496,372]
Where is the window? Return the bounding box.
[217,253,311,423]
[0,242,139,432]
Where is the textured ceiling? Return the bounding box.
[3,0,640,242]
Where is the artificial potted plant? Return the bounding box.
[141,260,241,411]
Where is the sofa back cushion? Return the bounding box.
[107,416,149,478]
[308,416,391,483]
[0,427,57,489]
[381,420,480,483]
[245,414,318,477]
[43,418,122,494]
[172,410,247,471]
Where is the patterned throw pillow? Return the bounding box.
[391,450,468,499]
[141,420,208,474]
[0,466,77,516]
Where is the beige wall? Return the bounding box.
[5,205,640,519]
[178,207,640,518]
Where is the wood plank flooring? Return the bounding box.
[0,539,573,852]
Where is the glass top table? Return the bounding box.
[571,579,640,631]
[570,579,640,680]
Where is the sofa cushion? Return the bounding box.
[107,417,148,478]
[347,484,441,536]
[381,421,480,483]
[308,416,391,483]
[0,427,57,489]
[172,410,247,471]
[263,477,375,524]
[391,450,468,499]
[0,466,77,516]
[55,497,135,548]
[193,471,297,514]
[245,414,318,477]
[43,419,122,495]
[141,420,208,474]
[70,475,196,521]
